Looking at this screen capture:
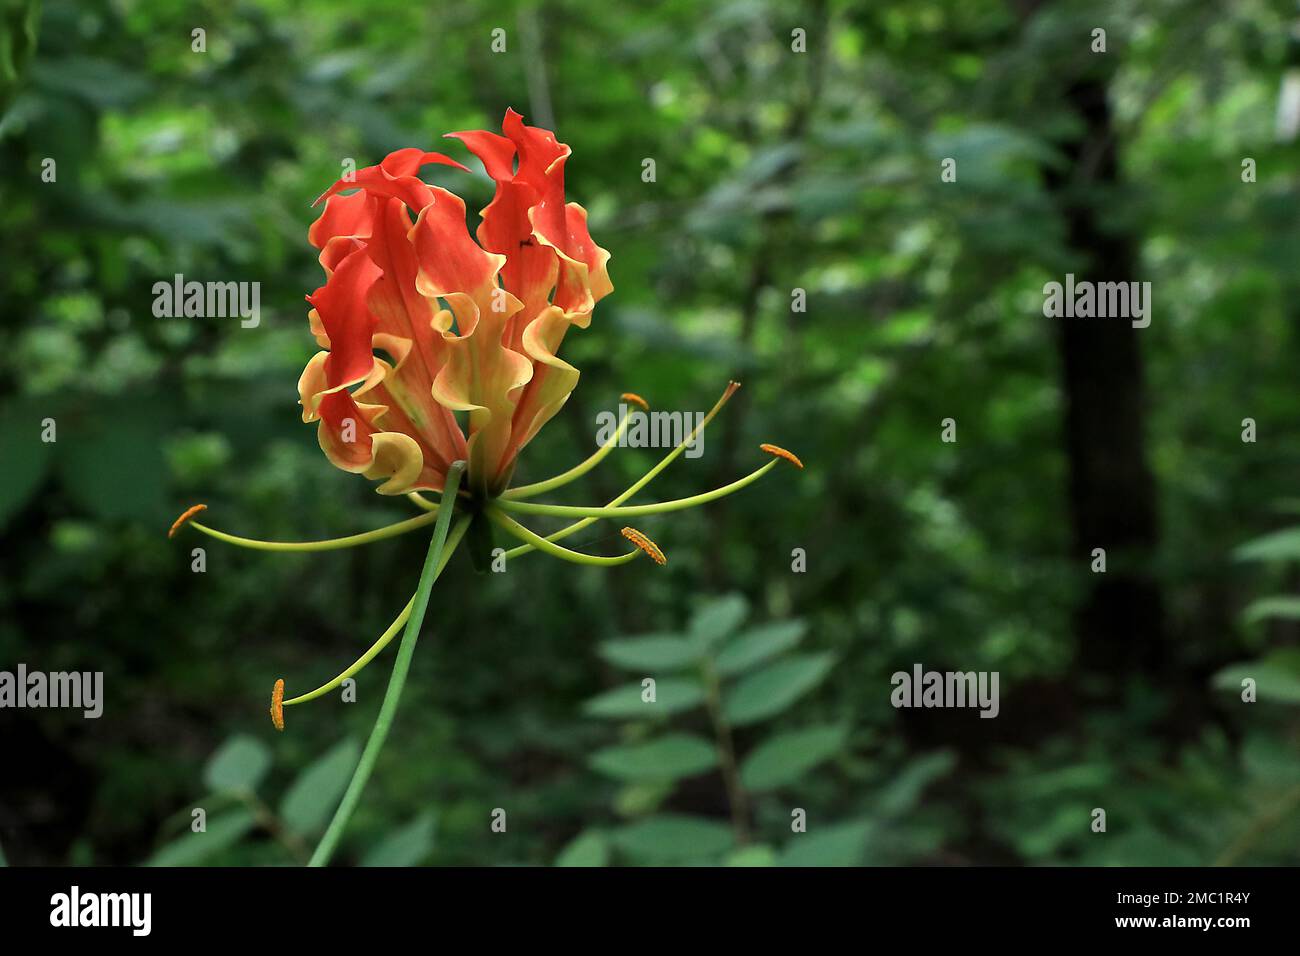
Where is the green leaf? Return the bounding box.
[0,0,39,112]
[1242,596,1300,624]
[611,815,733,863]
[360,812,437,867]
[778,820,872,867]
[725,844,777,866]
[740,724,847,791]
[598,634,701,672]
[145,809,257,866]
[202,735,271,795]
[613,780,674,817]
[723,653,835,727]
[875,751,956,816]
[554,830,609,867]
[279,738,362,836]
[1242,729,1300,784]
[56,399,169,522]
[715,620,807,677]
[1212,650,1300,703]
[1234,527,1300,562]
[582,678,705,719]
[590,733,717,782]
[30,56,152,110]
[0,399,53,529]
[688,594,749,646]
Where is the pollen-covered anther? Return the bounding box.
[270,678,285,731]
[621,527,666,565]
[760,443,803,469]
[168,504,208,539]
[620,392,649,411]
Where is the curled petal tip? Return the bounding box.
[760,443,803,469]
[168,504,208,538]
[621,391,649,411]
[270,679,285,731]
[621,527,667,566]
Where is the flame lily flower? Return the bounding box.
[169,110,802,866]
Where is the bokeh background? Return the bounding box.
[2,0,1299,866]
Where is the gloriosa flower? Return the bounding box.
[299,108,613,500]
[169,110,801,866]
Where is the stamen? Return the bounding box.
[487,508,643,566]
[406,492,439,512]
[283,598,414,707]
[495,458,781,521]
[181,510,439,552]
[503,378,740,545]
[621,392,649,411]
[621,527,666,565]
[760,443,803,469]
[504,390,645,499]
[270,678,285,731]
[168,504,208,538]
[280,517,471,709]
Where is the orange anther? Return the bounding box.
[168,504,208,538]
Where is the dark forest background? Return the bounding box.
[1,0,1298,866]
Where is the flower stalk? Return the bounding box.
[309,461,467,867]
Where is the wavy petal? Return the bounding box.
[314,389,435,494]
[312,149,467,211]
[306,245,381,392]
[301,120,611,497]
[363,196,466,472]
[507,305,581,457]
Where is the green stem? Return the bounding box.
[701,657,750,845]
[308,461,467,867]
[242,792,311,864]
[282,519,471,708]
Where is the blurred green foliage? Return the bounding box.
[1,0,1299,866]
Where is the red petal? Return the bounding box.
[445,129,516,182]
[312,149,467,213]
[363,197,467,471]
[308,191,375,250]
[306,245,381,391]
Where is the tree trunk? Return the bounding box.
[1042,77,1167,685]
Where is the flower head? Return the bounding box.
[300,109,613,500]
